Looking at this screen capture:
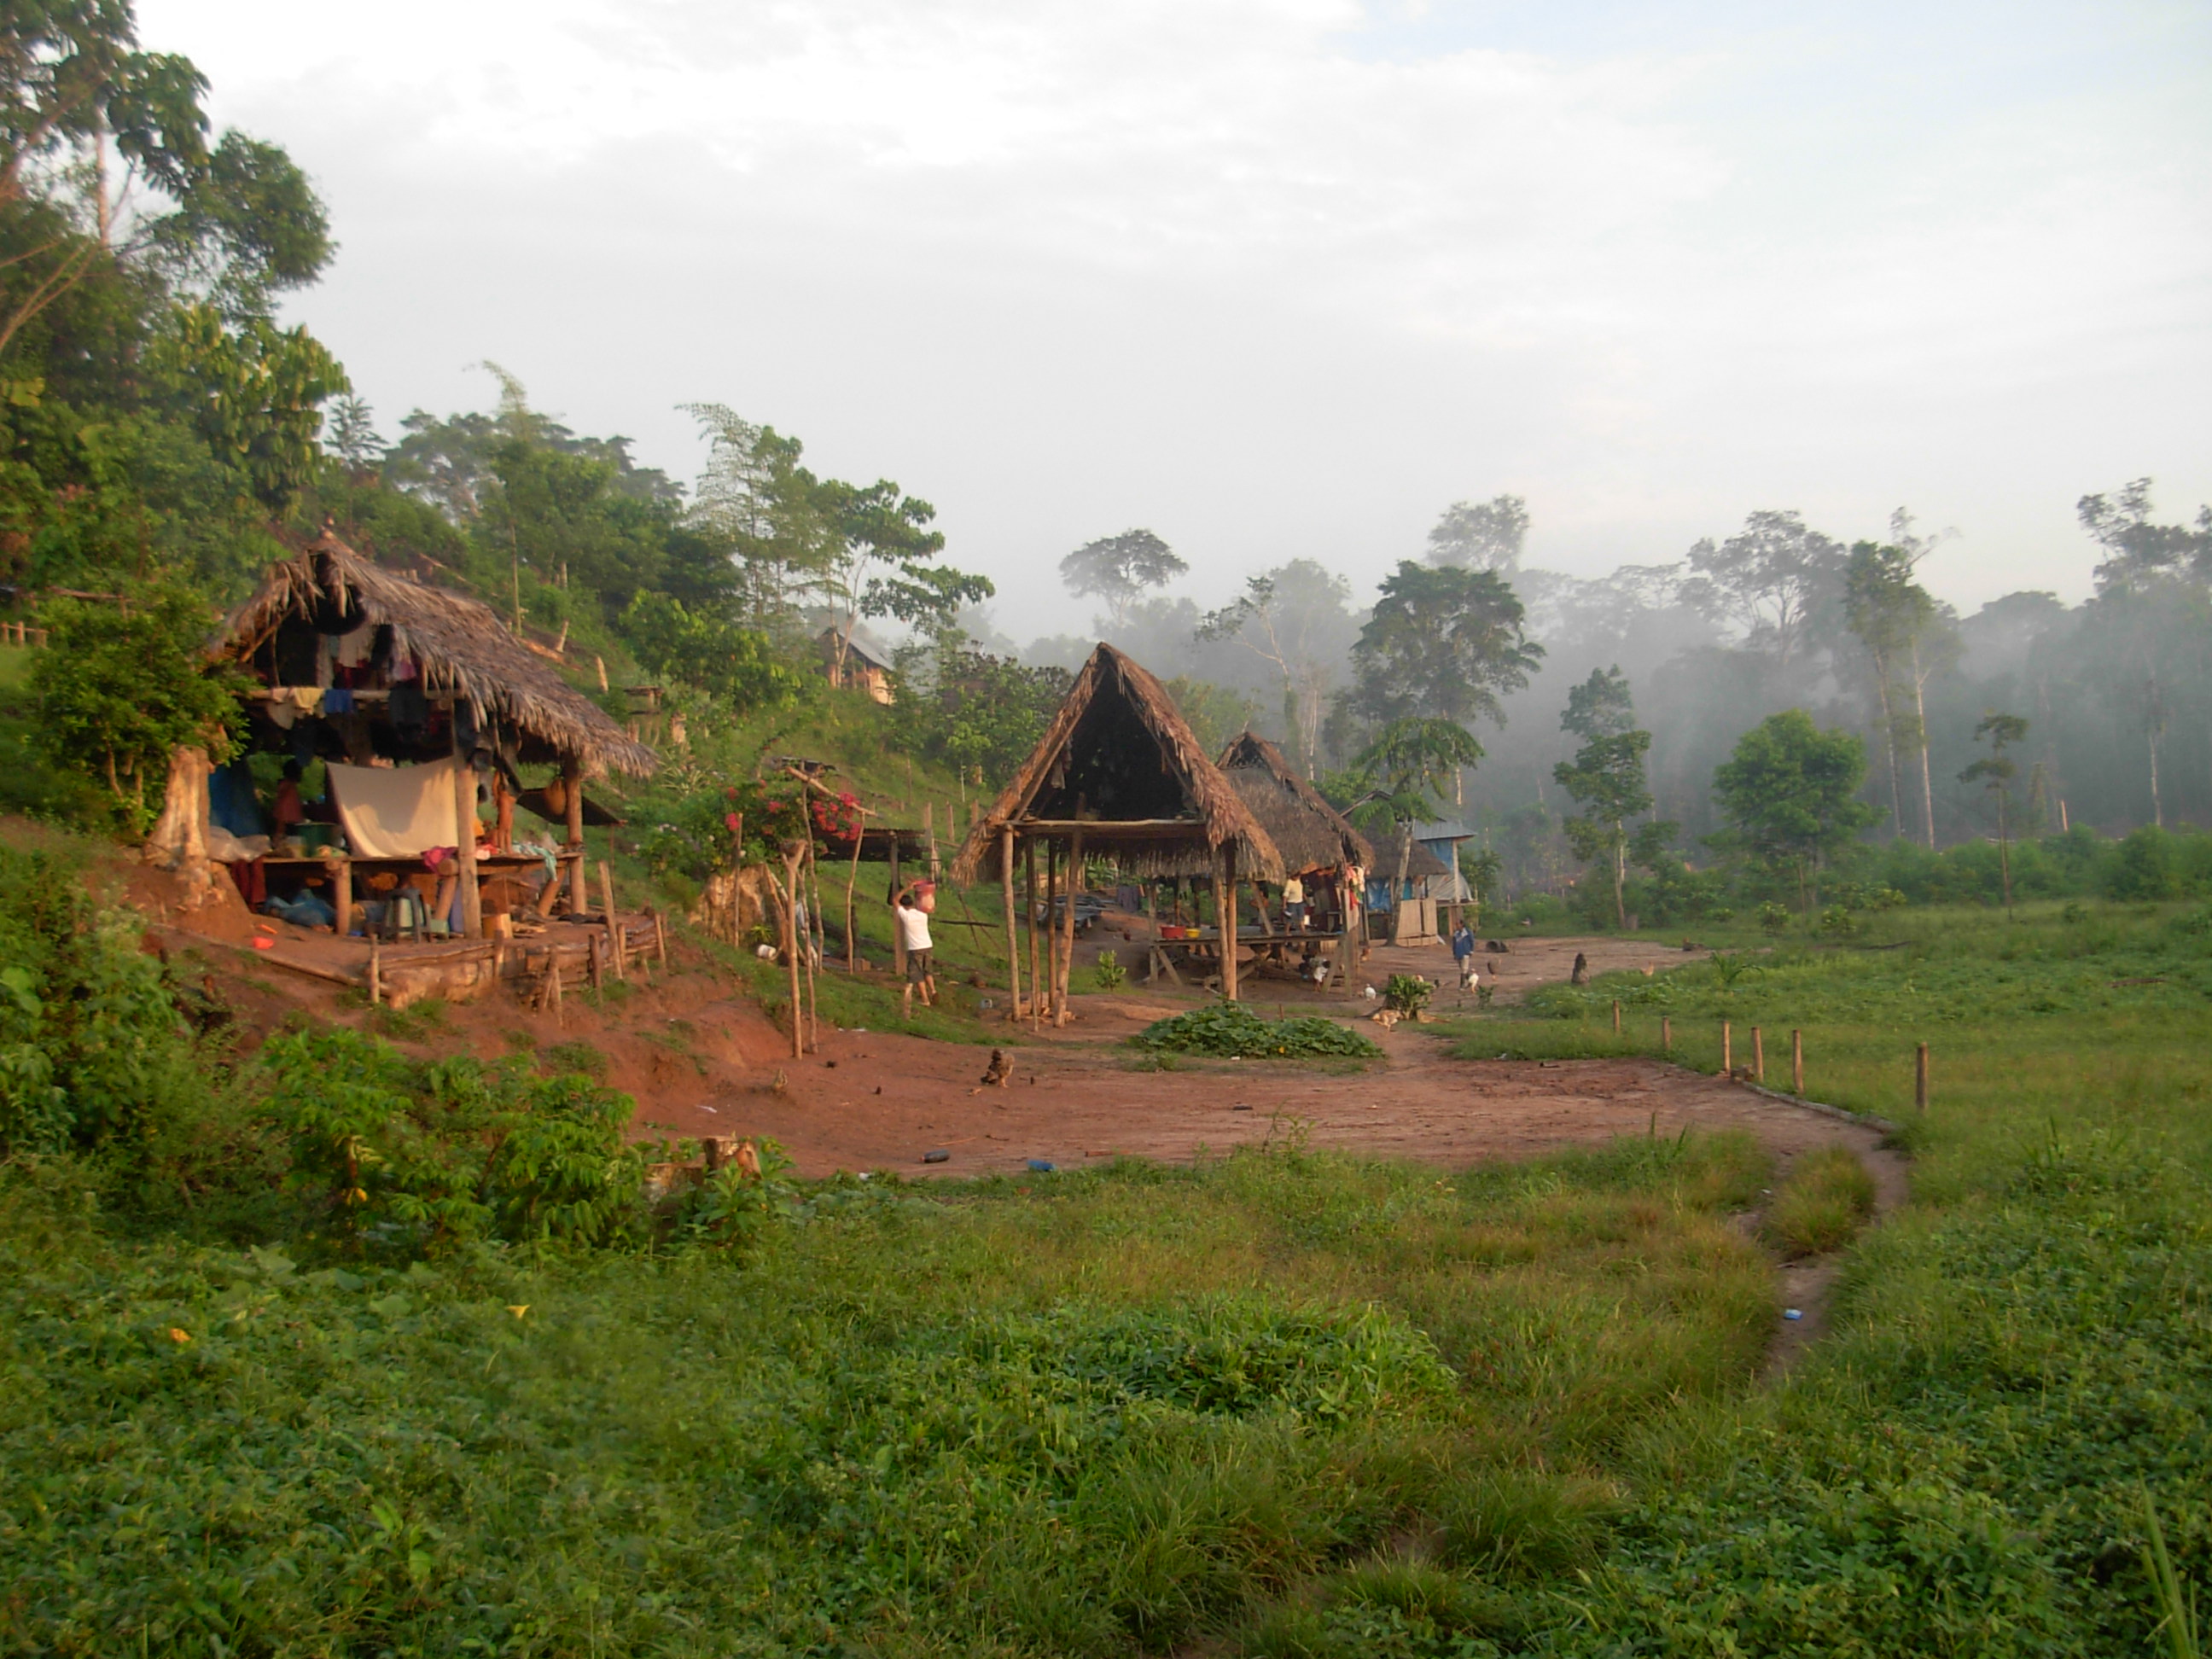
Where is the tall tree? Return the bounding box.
[679,401,830,630]
[1709,710,1879,911]
[1552,667,1655,929]
[1424,494,1528,572]
[1348,560,1542,732]
[2076,479,2212,827]
[1194,557,1357,776]
[1683,509,1846,667]
[1344,716,1487,899]
[1059,528,1185,629]
[1959,713,2029,915]
[816,476,990,679]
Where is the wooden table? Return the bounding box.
[1147,926,1347,987]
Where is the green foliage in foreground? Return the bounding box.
[2,1132,1770,1656]
[1134,1001,1383,1059]
[1437,899,2212,1654]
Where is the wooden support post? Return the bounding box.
[332,858,352,940]
[599,862,625,980]
[654,911,667,965]
[1143,881,1158,985]
[562,760,587,916]
[549,948,563,1026]
[1916,1042,1930,1112]
[1000,828,1021,1022]
[1792,1028,1804,1093]
[451,730,482,940]
[778,851,804,1057]
[889,832,906,981]
[368,935,381,1006]
[1661,1015,1672,1054]
[589,933,603,993]
[1752,1026,1764,1082]
[1026,838,1042,1031]
[1721,1021,1732,1075]
[1218,846,1239,1003]
[845,822,863,974]
[1611,999,1621,1035]
[1057,829,1082,1026]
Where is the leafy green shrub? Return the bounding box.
[1818,903,1858,938]
[29,585,248,834]
[259,1028,647,1251]
[1382,974,1433,1016]
[2110,824,2182,900]
[1761,1144,1877,1256]
[0,847,207,1155]
[1093,947,1127,991]
[1133,1003,1381,1059]
[1759,901,1793,934]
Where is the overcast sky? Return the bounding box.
[145,0,2212,637]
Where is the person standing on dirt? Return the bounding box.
[1450,920,1477,988]
[894,887,936,1017]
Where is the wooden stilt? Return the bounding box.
[889,832,906,981]
[451,725,482,939]
[845,820,863,974]
[1027,839,1041,1032]
[588,933,603,993]
[1721,1021,1732,1075]
[562,761,587,917]
[1057,829,1082,1025]
[1000,828,1021,1022]
[599,862,624,980]
[1792,1027,1804,1093]
[654,911,667,965]
[368,935,381,1005]
[1220,845,1239,1003]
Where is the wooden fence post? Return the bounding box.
[599,861,625,980]
[1752,1026,1764,1082]
[1721,1021,1732,1076]
[1611,999,1621,1035]
[1916,1043,1930,1112]
[1792,1028,1804,1093]
[1661,1015,1671,1054]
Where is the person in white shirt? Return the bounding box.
[1282,874,1306,930]
[894,887,935,1016]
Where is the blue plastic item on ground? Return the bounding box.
[1027,1159,1056,1173]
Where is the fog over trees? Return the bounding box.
[992,486,2212,899]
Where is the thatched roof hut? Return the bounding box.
[1381,826,1452,883]
[215,531,655,778]
[1215,731,1373,876]
[948,643,1283,883]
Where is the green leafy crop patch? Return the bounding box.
[1132,1001,1383,1059]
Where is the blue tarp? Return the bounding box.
[209,761,265,839]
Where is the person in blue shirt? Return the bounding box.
[1450,920,1477,989]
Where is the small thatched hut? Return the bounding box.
[168,530,655,939]
[1215,731,1372,876]
[949,643,1283,1014]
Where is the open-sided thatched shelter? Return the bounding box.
[949,643,1283,1015]
[185,529,656,938]
[1215,731,1372,876]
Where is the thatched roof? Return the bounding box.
[948,643,1284,883]
[216,531,655,779]
[1215,731,1373,876]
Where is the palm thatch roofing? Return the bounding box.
[1215,731,1374,876]
[215,531,656,778]
[948,643,1284,883]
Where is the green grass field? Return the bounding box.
[3,900,2208,1655]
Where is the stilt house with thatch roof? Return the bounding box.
[155,529,656,941]
[1214,731,1373,877]
[949,643,1282,1014]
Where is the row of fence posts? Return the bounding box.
[1617,1000,1930,1113]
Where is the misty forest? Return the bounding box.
[1,6,2209,1659]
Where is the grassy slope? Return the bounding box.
[1446,900,2212,1655]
